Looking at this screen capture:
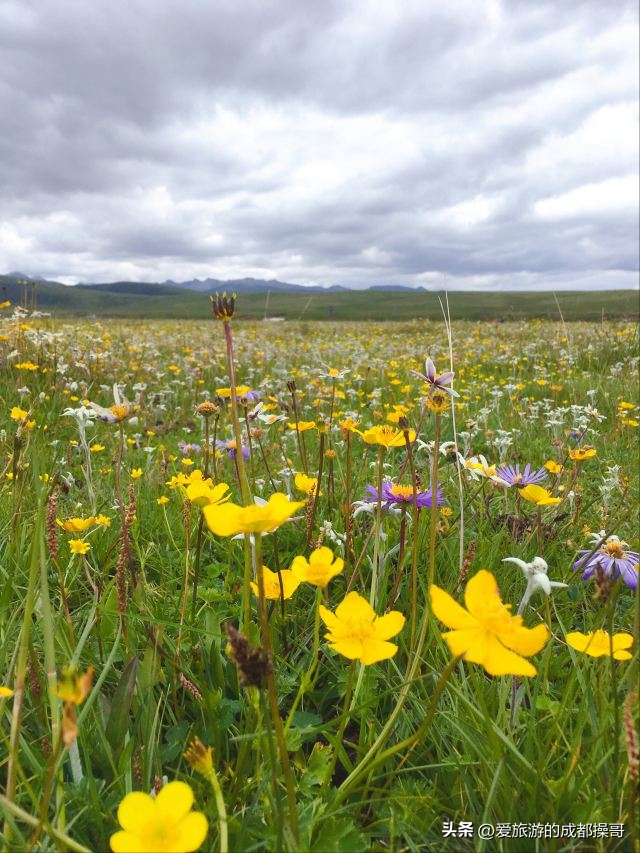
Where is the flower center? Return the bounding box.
[390,485,414,501]
[604,541,625,559]
[141,815,180,852]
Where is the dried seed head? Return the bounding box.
[210,291,237,321]
[624,692,639,782]
[224,622,272,688]
[196,401,219,418]
[184,737,214,776]
[179,672,203,701]
[46,491,59,561]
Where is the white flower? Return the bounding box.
[503,556,567,614]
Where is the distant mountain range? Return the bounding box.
[6,272,422,294]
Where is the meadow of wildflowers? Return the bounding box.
[0,295,638,852]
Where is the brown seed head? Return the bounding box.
[210,291,237,321]
[196,400,220,418]
[224,622,272,688]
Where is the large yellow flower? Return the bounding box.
[56,516,97,533]
[519,485,561,506]
[568,447,597,462]
[250,567,301,600]
[203,493,304,536]
[356,425,416,447]
[184,473,230,508]
[294,472,321,496]
[566,630,633,660]
[110,781,208,853]
[291,546,344,588]
[319,592,405,665]
[430,570,549,676]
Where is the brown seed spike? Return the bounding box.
[211,291,237,321]
[224,622,272,689]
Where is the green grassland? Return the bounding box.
[2,275,638,321]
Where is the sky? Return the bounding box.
[0,0,638,290]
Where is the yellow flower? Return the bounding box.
[430,570,549,676]
[131,468,143,479]
[186,479,230,509]
[15,361,38,371]
[217,385,252,398]
[203,493,304,537]
[291,546,344,588]
[544,460,562,474]
[339,418,360,433]
[425,392,448,413]
[10,406,28,421]
[519,485,562,506]
[356,425,416,447]
[250,567,301,599]
[566,630,633,660]
[69,539,91,555]
[319,591,405,664]
[0,686,14,698]
[568,447,597,461]
[90,443,105,452]
[95,514,112,527]
[110,781,208,853]
[157,495,170,505]
[56,665,93,704]
[0,300,11,309]
[184,737,214,776]
[166,473,189,489]
[287,420,316,432]
[56,516,97,533]
[294,472,321,496]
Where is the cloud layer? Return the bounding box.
[0,0,638,289]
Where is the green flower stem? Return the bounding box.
[402,424,420,647]
[284,586,322,734]
[370,446,385,608]
[254,536,299,849]
[428,412,441,589]
[321,660,356,792]
[204,767,228,853]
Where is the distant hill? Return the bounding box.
[1,273,638,322]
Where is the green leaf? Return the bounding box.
[310,816,369,853]
[105,657,139,759]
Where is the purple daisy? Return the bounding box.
[574,536,638,590]
[216,438,250,461]
[364,481,444,509]
[496,463,547,487]
[411,357,459,398]
[178,440,202,455]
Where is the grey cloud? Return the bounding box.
[0,0,637,289]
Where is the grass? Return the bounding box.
[2,274,639,321]
[0,306,638,852]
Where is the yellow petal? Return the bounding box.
[613,649,633,661]
[155,781,194,822]
[202,503,243,536]
[175,811,208,852]
[464,570,500,619]
[442,628,487,660]
[612,633,633,651]
[430,585,479,630]
[329,639,365,660]
[373,611,405,641]
[109,830,146,853]
[482,635,537,677]
[359,640,398,665]
[318,604,340,632]
[565,631,593,654]
[335,591,375,623]
[117,792,155,833]
[500,623,549,656]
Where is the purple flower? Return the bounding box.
[496,463,547,487]
[364,481,444,509]
[574,537,638,590]
[411,357,459,398]
[178,441,201,455]
[216,438,250,460]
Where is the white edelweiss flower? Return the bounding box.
[502,556,568,614]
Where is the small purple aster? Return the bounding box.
[178,441,202,455]
[574,537,638,590]
[216,438,250,460]
[364,481,444,509]
[496,463,547,487]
